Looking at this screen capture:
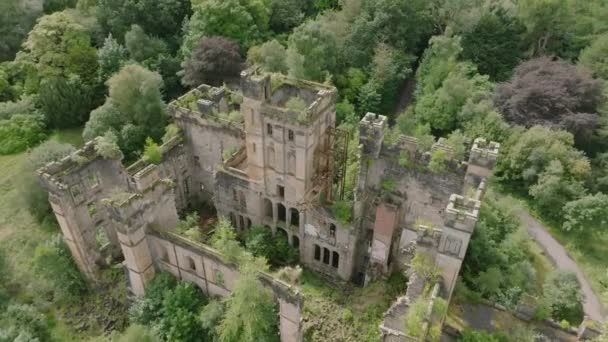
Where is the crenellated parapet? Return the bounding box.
[444,194,481,233]
[360,113,387,158]
[466,138,500,188]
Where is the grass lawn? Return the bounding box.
[0,129,128,341]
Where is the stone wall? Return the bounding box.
[147,228,304,342]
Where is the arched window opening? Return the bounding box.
[239,215,245,230]
[267,146,275,168]
[288,130,294,141]
[314,245,321,261]
[239,190,246,209]
[267,123,273,135]
[264,198,273,219]
[160,246,169,262]
[276,227,288,241]
[329,224,336,238]
[188,257,196,271]
[332,252,339,268]
[277,203,286,223]
[246,217,252,229]
[289,208,299,227]
[292,235,300,248]
[229,213,237,228]
[288,153,296,175]
[323,248,330,264]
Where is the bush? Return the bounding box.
[331,200,352,225]
[0,114,46,155]
[33,234,87,302]
[244,226,299,267]
[428,149,447,173]
[130,272,177,325]
[0,304,50,341]
[543,270,584,324]
[143,137,162,164]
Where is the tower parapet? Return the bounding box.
[444,194,481,233]
[359,113,387,159]
[466,138,500,188]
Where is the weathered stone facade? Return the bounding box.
[38,68,503,341]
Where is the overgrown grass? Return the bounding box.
[300,269,407,341]
[0,129,128,340]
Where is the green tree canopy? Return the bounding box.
[461,8,526,81]
[183,0,271,57]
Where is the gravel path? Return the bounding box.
[516,208,605,322]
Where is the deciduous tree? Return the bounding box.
[495,57,603,146]
[182,37,243,87]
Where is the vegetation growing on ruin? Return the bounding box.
[300,270,408,342]
[331,200,352,225]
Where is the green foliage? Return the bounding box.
[287,19,338,81]
[562,193,608,233]
[411,251,439,282]
[199,299,225,340]
[183,0,270,56]
[176,212,203,242]
[182,36,243,87]
[244,226,299,267]
[18,140,75,223]
[543,270,584,324]
[116,324,160,342]
[96,0,191,51]
[285,97,307,112]
[579,33,608,79]
[336,100,357,125]
[380,177,397,193]
[528,160,587,220]
[143,137,162,164]
[357,81,381,115]
[0,114,46,155]
[125,25,168,63]
[331,200,352,225]
[269,0,306,33]
[162,123,180,143]
[20,9,99,84]
[461,9,526,81]
[33,234,88,302]
[0,304,51,342]
[38,75,97,129]
[428,149,447,174]
[496,126,590,189]
[461,194,537,307]
[85,64,167,161]
[403,295,428,337]
[248,40,288,74]
[0,0,41,62]
[95,130,123,160]
[458,329,508,342]
[217,264,279,342]
[398,151,410,169]
[156,283,207,342]
[44,0,78,14]
[130,272,178,325]
[211,218,244,263]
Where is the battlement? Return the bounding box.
[444,194,481,232]
[169,85,243,125]
[259,74,336,126]
[360,113,388,157]
[469,138,500,168]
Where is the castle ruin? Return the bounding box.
[38,68,500,341]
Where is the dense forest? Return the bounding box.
[1,0,608,341]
